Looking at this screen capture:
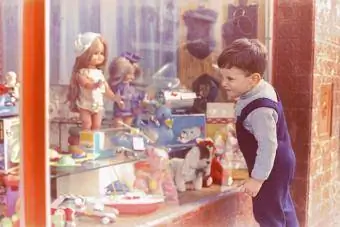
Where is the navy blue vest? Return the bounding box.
[236,97,296,181]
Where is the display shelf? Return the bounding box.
[50,154,144,179]
[73,185,244,227]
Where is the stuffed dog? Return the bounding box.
[170,139,213,192]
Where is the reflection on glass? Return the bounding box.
[49,0,270,226]
[0,0,22,226]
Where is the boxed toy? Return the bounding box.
[170,113,206,148]
[0,116,20,173]
[206,103,248,180]
[206,102,235,154]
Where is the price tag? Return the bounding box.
[132,137,145,151]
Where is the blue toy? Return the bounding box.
[140,105,174,147]
[0,93,18,117]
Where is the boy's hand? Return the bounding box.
[239,178,264,197]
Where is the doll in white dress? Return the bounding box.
[66,32,123,130]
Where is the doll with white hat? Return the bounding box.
[66,32,123,130]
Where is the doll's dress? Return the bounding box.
[76,68,106,113]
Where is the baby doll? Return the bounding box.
[109,56,144,127]
[66,32,122,130]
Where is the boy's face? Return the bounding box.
[220,67,260,99]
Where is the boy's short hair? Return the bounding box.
[217,38,267,76]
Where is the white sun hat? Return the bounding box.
[74,32,101,57]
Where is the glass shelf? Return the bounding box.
[50,154,144,179]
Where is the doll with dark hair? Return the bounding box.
[191,73,219,113]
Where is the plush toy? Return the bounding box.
[170,138,214,192]
[133,147,178,203]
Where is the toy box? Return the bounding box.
[0,94,18,118]
[0,116,20,172]
[206,103,248,180]
[206,102,235,153]
[169,114,206,148]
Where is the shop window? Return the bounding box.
[50,0,178,85]
[0,0,22,77]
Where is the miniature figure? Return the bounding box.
[66,32,122,130]
[4,71,20,101]
[67,127,86,159]
[108,56,143,127]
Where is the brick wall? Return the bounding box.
[272,1,314,226]
[273,0,340,226]
[308,0,340,226]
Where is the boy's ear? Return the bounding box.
[250,73,261,84]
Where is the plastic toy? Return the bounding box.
[139,105,174,146]
[102,191,164,215]
[51,194,119,225]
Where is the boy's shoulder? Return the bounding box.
[235,80,278,116]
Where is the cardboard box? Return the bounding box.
[206,103,248,180]
[169,114,206,148]
[0,116,20,172]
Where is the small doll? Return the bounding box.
[4,71,20,101]
[109,56,144,127]
[66,32,122,130]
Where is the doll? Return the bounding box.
[4,71,20,101]
[109,56,144,127]
[66,32,122,130]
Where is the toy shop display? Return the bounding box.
[0,168,20,227]
[222,0,258,46]
[0,72,19,117]
[0,116,20,173]
[206,102,248,181]
[51,194,119,226]
[133,147,178,203]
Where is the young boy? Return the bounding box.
[217,38,299,227]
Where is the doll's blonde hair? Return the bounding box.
[108,57,135,89]
[66,36,108,112]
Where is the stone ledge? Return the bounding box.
[75,186,257,227]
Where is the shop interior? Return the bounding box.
[0,0,272,226]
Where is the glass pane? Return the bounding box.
[49,0,272,226]
[0,0,22,226]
